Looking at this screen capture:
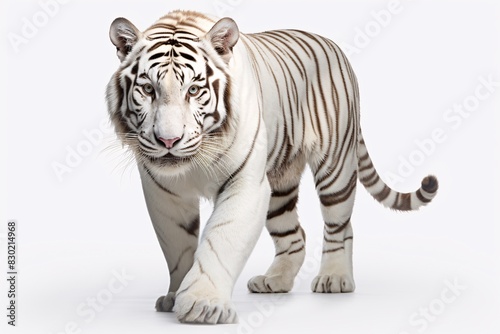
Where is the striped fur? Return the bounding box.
[106,10,438,324]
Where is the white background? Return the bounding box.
[1,0,499,333]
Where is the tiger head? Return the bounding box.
[106,12,239,175]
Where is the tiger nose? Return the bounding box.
[158,136,181,149]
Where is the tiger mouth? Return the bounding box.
[146,153,191,167]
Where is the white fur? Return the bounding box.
[106,10,438,325]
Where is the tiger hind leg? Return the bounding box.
[310,154,356,293]
[248,156,306,293]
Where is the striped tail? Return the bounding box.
[357,133,438,211]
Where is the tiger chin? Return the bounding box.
[105,10,438,324]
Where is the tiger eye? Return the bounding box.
[142,83,154,95]
[188,85,200,96]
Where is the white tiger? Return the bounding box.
[106,10,438,324]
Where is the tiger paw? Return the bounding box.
[173,291,238,324]
[311,274,355,293]
[155,292,176,312]
[247,274,294,293]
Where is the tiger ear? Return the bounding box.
[109,17,141,62]
[206,17,239,63]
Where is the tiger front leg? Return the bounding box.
[248,156,308,293]
[139,166,200,312]
[173,176,271,324]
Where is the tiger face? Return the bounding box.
[106,16,239,175]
